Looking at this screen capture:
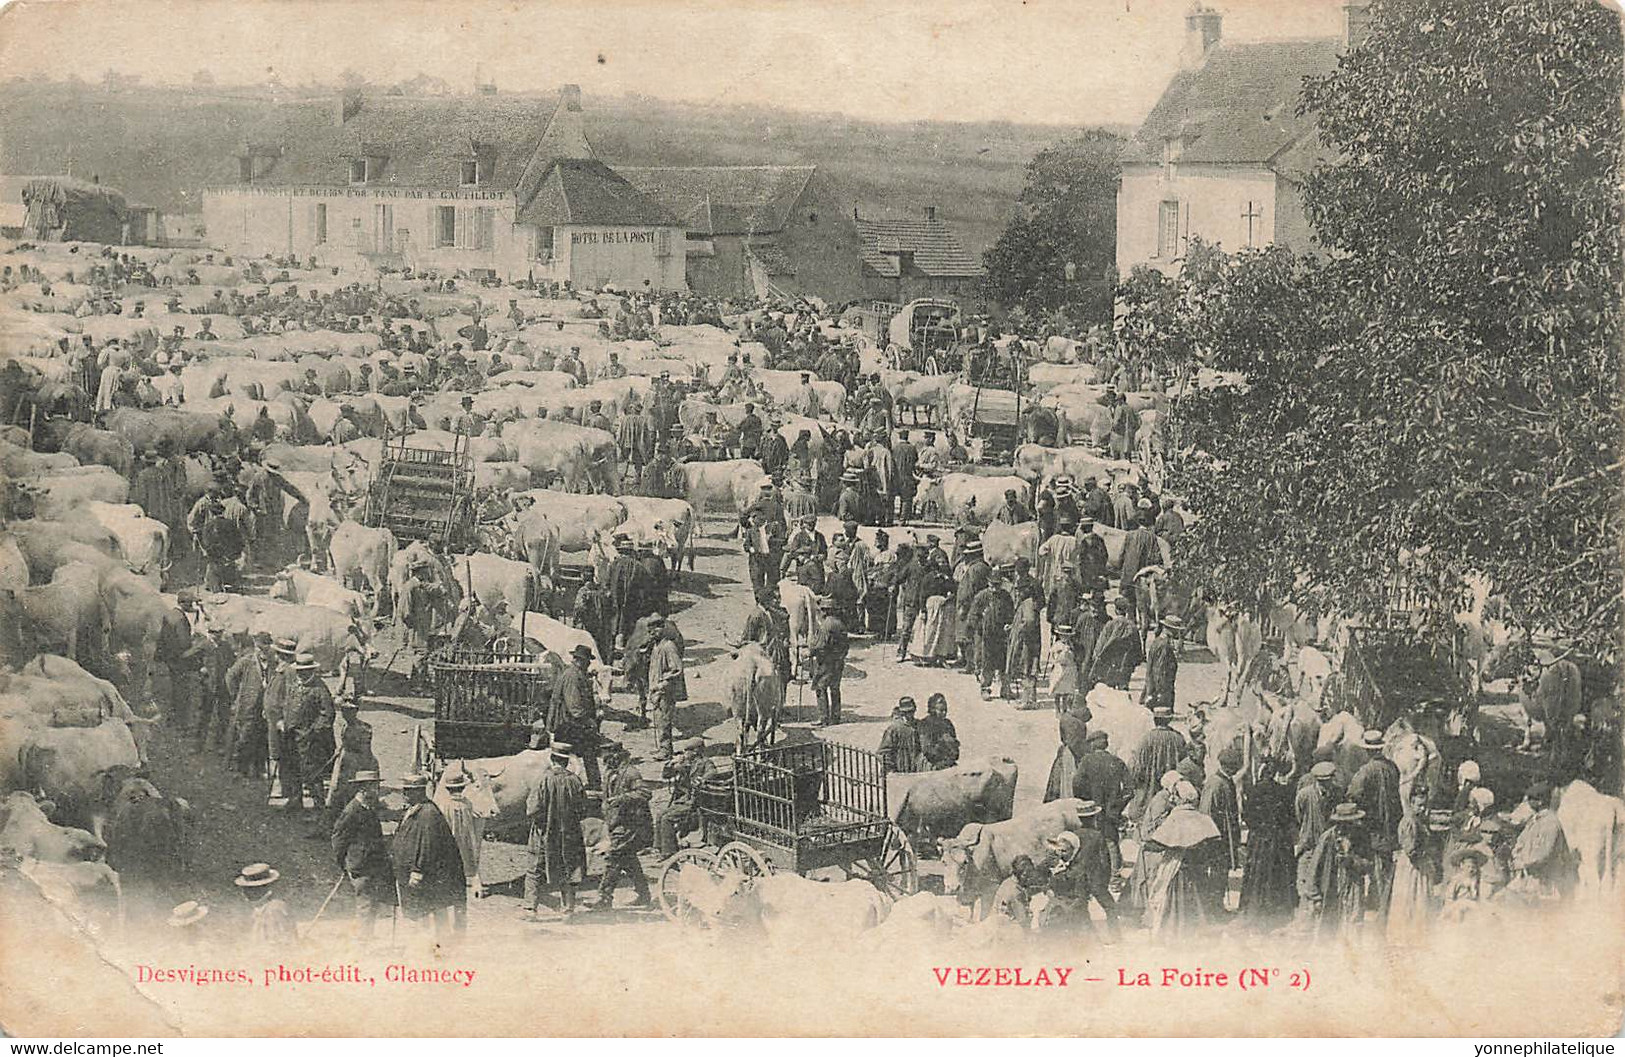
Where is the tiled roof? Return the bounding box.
[616,166,816,235]
[856,216,984,278]
[516,159,679,227]
[232,95,566,191]
[1120,39,1342,168]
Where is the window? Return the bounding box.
[238,157,254,182]
[1156,200,1181,259]
[374,204,393,252]
[460,160,479,187]
[436,206,456,248]
[314,203,328,245]
[657,229,672,258]
[534,227,555,260]
[1161,136,1182,179]
[349,158,369,184]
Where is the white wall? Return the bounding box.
[202,187,525,275]
[556,225,687,291]
[1116,163,1279,276]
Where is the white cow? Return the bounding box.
[84,502,170,586]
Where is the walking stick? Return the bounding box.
[303,875,346,936]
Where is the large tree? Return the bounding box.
[982,129,1122,324]
[1145,0,1621,654]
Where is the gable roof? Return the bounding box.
[516,159,679,227]
[1120,38,1342,168]
[233,94,566,191]
[856,216,984,278]
[615,166,816,235]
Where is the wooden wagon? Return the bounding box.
[656,739,919,922]
[413,647,556,767]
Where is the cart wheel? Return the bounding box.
[850,822,919,897]
[715,841,773,890]
[656,847,721,925]
[885,345,904,371]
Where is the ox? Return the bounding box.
[327,519,396,617]
[941,798,1089,915]
[723,641,784,752]
[890,757,1019,848]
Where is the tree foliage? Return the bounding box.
[982,129,1122,324]
[1137,0,1621,655]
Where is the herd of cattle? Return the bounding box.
[0,236,1621,953]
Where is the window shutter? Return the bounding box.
[480,207,494,250]
[454,207,466,249]
[428,205,439,247]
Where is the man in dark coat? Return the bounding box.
[607,535,652,652]
[548,645,601,791]
[224,632,270,776]
[808,596,849,726]
[1073,730,1131,875]
[287,653,336,816]
[1072,517,1110,599]
[524,743,587,917]
[890,434,918,522]
[1088,597,1143,690]
[1118,510,1160,623]
[569,567,614,666]
[591,742,653,909]
[1347,729,1404,916]
[392,773,468,934]
[1130,705,1188,820]
[1200,745,1244,902]
[1141,614,1181,714]
[656,738,717,857]
[966,571,1014,699]
[1046,701,1092,802]
[878,698,926,775]
[954,540,991,672]
[331,770,396,937]
[1045,806,1119,939]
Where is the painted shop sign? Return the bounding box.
[209,186,510,201]
[570,230,657,245]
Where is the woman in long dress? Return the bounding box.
[1144,780,1221,941]
[1123,770,1182,916]
[1239,757,1299,929]
[1386,785,1436,942]
[908,553,956,663]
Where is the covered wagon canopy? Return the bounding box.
[22,176,128,244]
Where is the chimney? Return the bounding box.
[1181,4,1222,69]
[561,84,582,112]
[1342,2,1371,51]
[335,87,363,127]
[923,205,937,223]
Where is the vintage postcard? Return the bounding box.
[0,0,1620,1039]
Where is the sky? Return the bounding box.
[0,0,1350,126]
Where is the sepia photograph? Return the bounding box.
[0,0,1619,1040]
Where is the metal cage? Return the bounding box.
[428,648,555,760]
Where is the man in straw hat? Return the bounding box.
[236,862,298,949]
[433,766,486,900]
[393,773,467,935]
[167,900,210,949]
[331,771,396,938]
[524,741,587,918]
[953,538,990,673]
[1302,802,1372,939]
[263,637,301,808]
[287,651,336,818]
[1348,728,1404,916]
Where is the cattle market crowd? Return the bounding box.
[1,238,1621,971]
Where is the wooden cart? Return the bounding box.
[656,739,919,922]
[415,647,556,766]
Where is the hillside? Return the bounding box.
[0,81,1122,256]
